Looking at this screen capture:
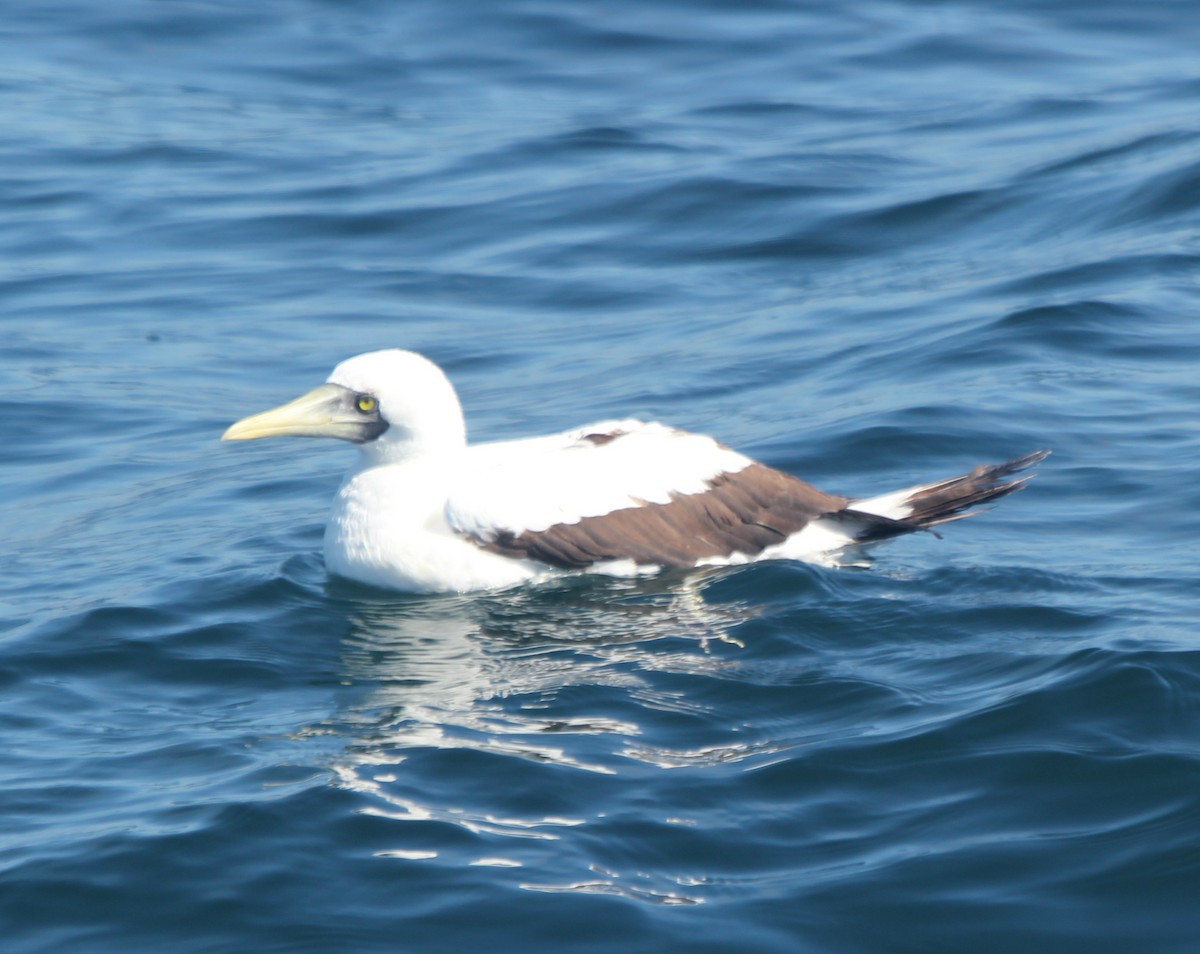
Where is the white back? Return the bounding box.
[445,420,753,538]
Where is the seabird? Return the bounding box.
[222,349,1048,594]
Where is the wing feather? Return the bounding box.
[445,421,848,569]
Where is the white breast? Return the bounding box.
[324,459,545,593]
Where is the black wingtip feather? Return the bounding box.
[902,449,1050,529]
[839,449,1050,544]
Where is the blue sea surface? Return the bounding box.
[3,0,1200,951]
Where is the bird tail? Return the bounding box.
[828,450,1050,544]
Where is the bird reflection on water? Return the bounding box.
[333,573,753,771]
[322,572,766,901]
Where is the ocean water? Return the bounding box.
[3,0,1200,950]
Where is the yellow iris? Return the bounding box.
[356,395,377,413]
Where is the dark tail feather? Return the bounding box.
[835,449,1050,544]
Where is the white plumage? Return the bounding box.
[444,420,753,536]
[223,349,1047,594]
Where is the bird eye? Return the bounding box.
[355,394,377,414]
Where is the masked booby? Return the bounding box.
[222,349,1048,594]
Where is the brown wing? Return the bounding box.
[470,463,849,569]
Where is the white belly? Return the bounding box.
[323,462,546,594]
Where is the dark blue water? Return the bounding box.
[3,1,1200,950]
